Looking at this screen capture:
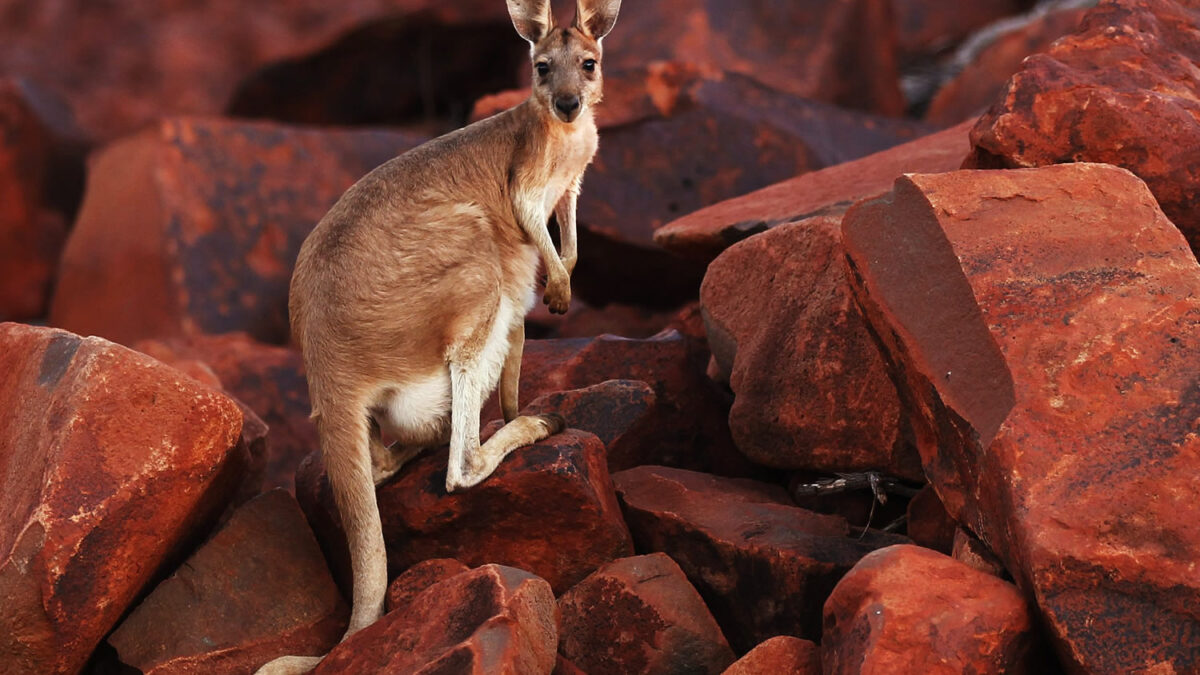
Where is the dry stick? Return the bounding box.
[790,472,922,539]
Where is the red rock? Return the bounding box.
[385,558,469,614]
[842,163,1200,672]
[925,8,1087,127]
[315,564,557,674]
[0,0,505,140]
[484,332,740,474]
[965,0,1200,251]
[822,545,1034,674]
[654,119,972,260]
[0,79,73,321]
[50,118,425,346]
[136,333,314,492]
[905,485,957,554]
[893,0,1029,62]
[476,63,932,307]
[0,323,246,674]
[613,466,908,651]
[108,489,347,674]
[722,636,820,675]
[519,380,657,472]
[699,216,922,479]
[297,429,632,595]
[602,1,905,116]
[558,553,735,675]
[951,528,1008,579]
[228,13,527,133]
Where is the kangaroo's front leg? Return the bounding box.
[555,178,581,277]
[515,194,571,314]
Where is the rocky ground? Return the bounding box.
[2,0,1199,673]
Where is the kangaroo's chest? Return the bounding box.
[529,123,598,218]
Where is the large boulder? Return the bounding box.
[893,0,1029,63]
[823,544,1034,673]
[966,0,1200,252]
[108,489,347,674]
[297,429,633,595]
[613,466,908,651]
[0,0,505,140]
[601,0,906,116]
[654,119,971,260]
[136,333,314,492]
[557,553,735,675]
[0,323,246,674]
[315,564,558,674]
[50,118,424,346]
[699,217,922,479]
[842,163,1200,672]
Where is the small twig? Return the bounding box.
[792,471,921,503]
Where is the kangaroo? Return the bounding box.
[254,0,620,672]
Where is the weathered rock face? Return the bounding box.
[519,380,657,472]
[49,118,425,346]
[700,216,922,479]
[108,489,347,674]
[924,7,1087,127]
[613,466,908,651]
[136,333,314,492]
[0,0,505,140]
[966,0,1200,252]
[842,164,1200,672]
[722,636,820,675]
[315,564,558,674]
[0,79,72,321]
[476,63,932,308]
[385,558,469,614]
[893,0,1029,63]
[822,545,1035,674]
[0,323,246,675]
[297,429,633,595]
[484,332,740,475]
[557,553,735,675]
[654,119,972,260]
[601,0,905,116]
[905,485,957,555]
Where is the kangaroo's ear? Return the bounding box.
[507,0,553,44]
[574,0,620,41]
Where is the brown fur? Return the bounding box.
[254,1,620,673]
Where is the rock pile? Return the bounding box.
[2,0,1199,673]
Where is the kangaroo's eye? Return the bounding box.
[536,62,550,76]
[582,59,597,72]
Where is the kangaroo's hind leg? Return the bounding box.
[446,357,563,492]
[368,417,424,486]
[498,321,524,423]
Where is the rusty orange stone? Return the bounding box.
[822,545,1035,674]
[315,564,557,674]
[966,0,1200,252]
[0,322,245,675]
[108,489,348,674]
[843,163,1200,672]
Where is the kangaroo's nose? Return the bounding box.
[555,96,581,116]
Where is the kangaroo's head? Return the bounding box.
[507,0,621,124]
